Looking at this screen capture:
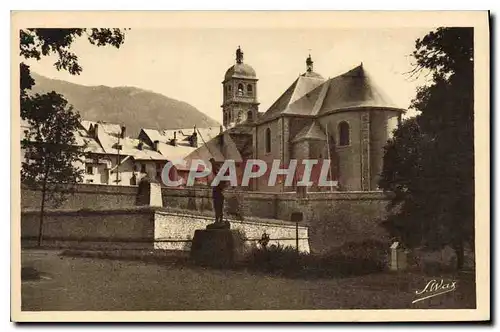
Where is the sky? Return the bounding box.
[24,27,435,123]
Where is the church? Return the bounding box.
[186,46,405,192]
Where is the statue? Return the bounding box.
[206,158,229,230]
[306,53,314,73]
[236,46,244,64]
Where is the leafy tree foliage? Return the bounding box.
[20,28,127,245]
[379,28,474,270]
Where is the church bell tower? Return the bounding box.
[221,46,259,129]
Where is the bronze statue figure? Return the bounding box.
[207,158,229,229]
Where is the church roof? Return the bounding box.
[184,132,243,165]
[258,74,325,123]
[292,121,327,143]
[300,71,324,79]
[225,123,254,135]
[258,64,404,124]
[224,63,257,81]
[316,64,402,115]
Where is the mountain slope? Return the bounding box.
[29,73,220,137]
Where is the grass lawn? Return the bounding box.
[21,249,476,311]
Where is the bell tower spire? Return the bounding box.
[222,46,259,129]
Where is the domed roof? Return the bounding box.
[224,63,257,81]
[223,46,257,81]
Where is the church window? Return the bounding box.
[237,83,244,96]
[265,128,271,153]
[338,121,350,146]
[247,111,253,121]
[247,84,253,96]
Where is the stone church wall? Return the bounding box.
[370,109,401,190]
[254,117,284,192]
[319,111,364,191]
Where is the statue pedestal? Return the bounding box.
[190,229,246,268]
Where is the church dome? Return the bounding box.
[223,46,257,81]
[224,63,257,81]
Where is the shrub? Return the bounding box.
[245,244,308,274]
[243,239,388,278]
[318,239,388,276]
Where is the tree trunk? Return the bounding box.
[37,179,47,247]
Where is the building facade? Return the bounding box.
[188,47,405,192]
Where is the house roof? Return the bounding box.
[21,119,105,154]
[140,126,221,161]
[82,120,168,161]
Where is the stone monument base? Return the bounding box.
[190,229,246,267]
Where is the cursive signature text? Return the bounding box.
[412,279,457,304]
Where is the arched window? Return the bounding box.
[247,111,253,121]
[237,83,244,96]
[265,128,271,153]
[247,84,253,96]
[338,121,350,146]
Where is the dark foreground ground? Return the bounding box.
[21,249,476,311]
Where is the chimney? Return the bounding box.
[121,126,126,139]
[190,132,198,148]
[154,140,159,152]
[170,132,177,146]
[93,124,99,139]
[137,142,143,150]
